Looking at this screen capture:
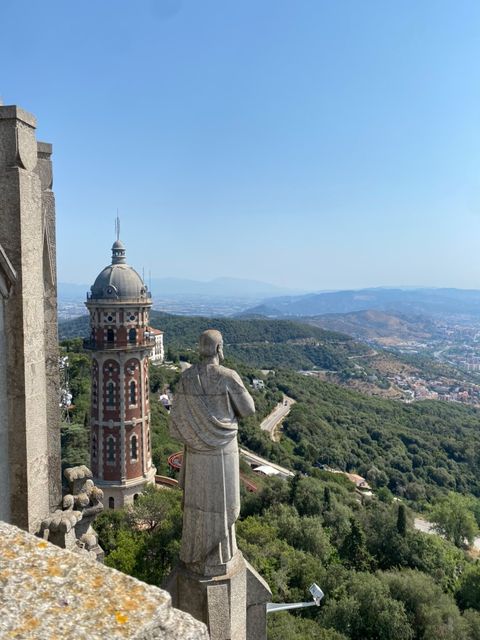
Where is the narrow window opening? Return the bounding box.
[107,436,115,464]
[131,434,138,460]
[107,381,115,407]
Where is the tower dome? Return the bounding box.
[89,241,149,300]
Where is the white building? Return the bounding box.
[147,327,164,363]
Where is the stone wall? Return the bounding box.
[0,245,16,521]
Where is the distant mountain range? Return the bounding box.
[239,287,480,318]
[58,277,303,302]
[304,309,437,345]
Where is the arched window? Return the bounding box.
[133,493,139,503]
[107,436,115,464]
[107,328,114,343]
[108,497,115,509]
[107,381,115,407]
[92,433,97,460]
[128,328,136,344]
[131,435,138,460]
[129,380,136,405]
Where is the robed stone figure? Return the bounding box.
[170,330,255,574]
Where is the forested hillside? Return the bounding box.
[59,320,480,639]
[59,313,410,393]
[243,370,480,499]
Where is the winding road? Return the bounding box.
[240,448,295,479]
[260,395,295,441]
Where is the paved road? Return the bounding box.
[260,395,295,441]
[414,517,480,551]
[240,448,295,479]
[347,350,378,360]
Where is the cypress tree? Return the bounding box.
[397,504,407,537]
[323,486,332,511]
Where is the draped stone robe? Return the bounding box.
[170,363,255,572]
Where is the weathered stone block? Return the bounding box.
[0,521,209,639]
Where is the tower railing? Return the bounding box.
[83,336,156,351]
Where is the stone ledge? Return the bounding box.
[0,521,209,639]
[0,105,36,127]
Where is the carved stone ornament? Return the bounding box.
[14,124,38,171]
[38,465,104,561]
[0,244,16,299]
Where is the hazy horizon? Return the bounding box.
[2,1,480,291]
[58,276,480,296]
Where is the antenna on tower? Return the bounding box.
[115,210,120,241]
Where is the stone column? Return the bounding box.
[0,105,61,532]
[36,141,62,512]
[0,244,16,522]
[166,553,271,640]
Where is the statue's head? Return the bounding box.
[199,329,224,362]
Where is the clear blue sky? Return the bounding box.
[2,0,480,291]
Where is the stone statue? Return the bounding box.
[170,330,255,574]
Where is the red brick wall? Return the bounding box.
[103,359,120,422]
[91,359,99,420]
[103,426,121,481]
[90,425,99,476]
[126,423,143,479]
[124,358,141,422]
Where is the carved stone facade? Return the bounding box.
[0,105,61,532]
[85,240,156,508]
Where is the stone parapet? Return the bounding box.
[0,521,209,639]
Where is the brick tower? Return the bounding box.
[85,237,156,508]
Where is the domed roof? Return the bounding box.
[89,241,150,301]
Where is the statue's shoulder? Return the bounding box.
[217,365,244,386]
[181,364,198,378]
[177,364,199,389]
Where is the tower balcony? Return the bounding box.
[83,336,156,351]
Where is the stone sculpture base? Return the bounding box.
[166,552,271,640]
